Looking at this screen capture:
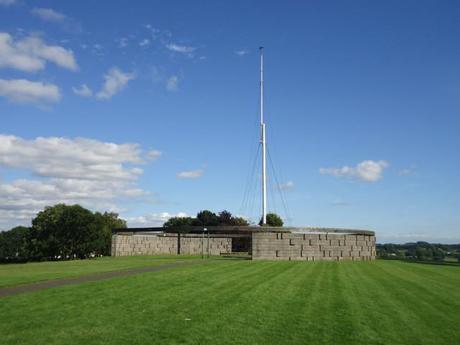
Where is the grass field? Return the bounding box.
[1,258,459,345]
[0,255,199,288]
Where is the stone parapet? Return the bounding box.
[252,231,376,261]
[111,233,232,256]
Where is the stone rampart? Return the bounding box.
[252,231,376,261]
[111,232,232,256]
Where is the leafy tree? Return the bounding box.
[218,210,250,226]
[0,204,127,262]
[94,212,127,255]
[259,213,283,227]
[196,210,219,226]
[231,216,250,226]
[163,210,249,229]
[32,204,104,259]
[218,210,233,225]
[0,226,31,262]
[163,216,194,229]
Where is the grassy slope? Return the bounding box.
[1,260,459,345]
[0,255,199,288]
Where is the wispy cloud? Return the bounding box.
[320,160,389,182]
[0,79,61,104]
[166,75,179,91]
[31,8,66,23]
[0,0,17,6]
[146,150,162,160]
[96,67,135,100]
[72,84,93,97]
[279,181,294,190]
[235,49,249,56]
[139,39,150,47]
[166,43,195,54]
[177,169,204,179]
[118,37,128,48]
[0,32,78,72]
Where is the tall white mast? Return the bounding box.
[260,47,267,225]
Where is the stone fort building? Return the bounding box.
[111,226,376,261]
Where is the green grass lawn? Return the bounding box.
[1,259,459,345]
[0,255,199,288]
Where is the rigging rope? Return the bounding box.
[267,147,292,226]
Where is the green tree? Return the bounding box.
[259,213,283,227]
[163,216,194,229]
[94,212,127,256]
[218,210,233,225]
[231,216,250,226]
[196,210,219,226]
[31,204,104,259]
[217,210,250,226]
[0,226,31,262]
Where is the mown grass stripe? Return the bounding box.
[0,259,459,345]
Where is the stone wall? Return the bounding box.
[252,232,376,261]
[111,233,232,256]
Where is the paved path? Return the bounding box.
[0,261,199,298]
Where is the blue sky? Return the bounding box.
[1,0,459,243]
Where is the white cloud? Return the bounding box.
[0,134,145,181]
[118,38,128,48]
[139,39,150,47]
[279,181,294,190]
[235,49,249,56]
[126,212,188,227]
[320,160,389,182]
[72,84,92,97]
[177,169,204,179]
[31,8,66,23]
[0,79,61,104]
[96,67,135,100]
[146,150,162,160]
[166,75,179,91]
[0,0,16,6]
[0,178,145,229]
[0,135,161,229]
[166,43,195,54]
[0,32,78,72]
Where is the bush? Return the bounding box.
[259,213,283,227]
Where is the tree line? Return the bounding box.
[377,242,460,262]
[0,204,126,263]
[163,210,283,229]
